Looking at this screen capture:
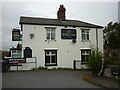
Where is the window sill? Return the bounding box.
[45,64,58,66]
[45,40,56,42]
[81,40,90,42]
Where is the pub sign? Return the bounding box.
[61,29,76,39]
[12,29,20,41]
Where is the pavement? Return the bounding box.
[90,75,119,88]
[2,70,120,89]
[77,70,119,89]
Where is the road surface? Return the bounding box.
[2,70,100,88]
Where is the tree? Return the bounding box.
[103,22,120,49]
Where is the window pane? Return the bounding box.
[46,56,50,63]
[86,30,89,33]
[51,51,56,55]
[82,34,85,40]
[82,51,85,55]
[51,56,56,63]
[82,30,85,33]
[47,33,50,39]
[51,33,55,40]
[46,51,50,55]
[51,29,55,32]
[87,34,89,40]
[12,50,16,53]
[46,29,50,32]
[81,55,85,63]
[86,51,89,55]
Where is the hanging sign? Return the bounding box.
[12,29,20,41]
[61,29,76,39]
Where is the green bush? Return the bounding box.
[31,66,48,71]
[86,48,102,75]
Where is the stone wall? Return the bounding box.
[103,66,120,80]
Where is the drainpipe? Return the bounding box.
[96,28,98,50]
[97,28,104,76]
[20,24,23,58]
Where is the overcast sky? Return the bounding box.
[1,0,119,51]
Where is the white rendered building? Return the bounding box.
[18,5,103,70]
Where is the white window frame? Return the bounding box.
[45,27,56,40]
[81,49,91,64]
[81,29,90,41]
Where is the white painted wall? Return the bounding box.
[21,24,103,69]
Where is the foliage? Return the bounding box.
[37,66,48,70]
[31,66,72,71]
[104,56,114,66]
[55,67,72,70]
[103,22,120,49]
[104,55,120,67]
[86,48,103,75]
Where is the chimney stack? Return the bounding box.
[57,5,66,21]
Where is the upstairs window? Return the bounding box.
[46,28,56,40]
[81,29,90,41]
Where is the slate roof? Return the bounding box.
[20,16,103,28]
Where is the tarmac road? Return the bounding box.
[2,70,100,88]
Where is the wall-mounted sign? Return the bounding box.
[61,29,76,39]
[12,29,20,41]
